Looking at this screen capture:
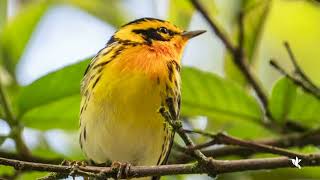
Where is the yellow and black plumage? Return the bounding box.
[79,17,205,179]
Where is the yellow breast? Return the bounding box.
[79,44,178,166]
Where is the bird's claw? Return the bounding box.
[111,161,131,179]
[60,160,87,178]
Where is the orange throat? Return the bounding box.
[117,41,184,81]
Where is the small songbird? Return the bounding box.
[79,17,205,179]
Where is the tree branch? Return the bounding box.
[0,150,63,165]
[189,133,309,159]
[171,129,320,164]
[1,154,320,179]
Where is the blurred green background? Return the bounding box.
[0,0,320,179]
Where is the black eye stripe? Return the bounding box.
[132,28,179,44]
[133,28,167,44]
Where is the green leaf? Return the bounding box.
[0,165,14,177]
[21,95,80,130]
[168,0,195,29]
[16,59,89,130]
[224,0,271,86]
[17,172,48,180]
[17,59,89,116]
[181,67,262,123]
[206,117,273,139]
[0,2,49,76]
[268,77,320,128]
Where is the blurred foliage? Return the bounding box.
[0,2,49,76]
[61,0,127,27]
[256,0,320,88]
[205,115,274,139]
[224,0,272,87]
[168,0,194,29]
[17,172,48,180]
[0,0,7,29]
[0,135,6,146]
[16,60,89,115]
[269,77,320,128]
[181,67,262,123]
[0,0,319,180]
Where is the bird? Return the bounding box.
[79,17,205,179]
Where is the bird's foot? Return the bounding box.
[111,161,132,179]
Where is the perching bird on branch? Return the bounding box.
[79,17,205,179]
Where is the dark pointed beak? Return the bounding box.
[182,30,206,39]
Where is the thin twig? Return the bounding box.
[284,41,318,90]
[270,60,320,99]
[183,130,310,160]
[204,133,308,159]
[172,129,320,164]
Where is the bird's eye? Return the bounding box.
[158,27,169,34]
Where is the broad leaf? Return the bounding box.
[21,95,81,130]
[181,67,262,123]
[269,77,320,128]
[17,59,89,117]
[206,117,273,139]
[0,2,49,76]
[16,58,88,130]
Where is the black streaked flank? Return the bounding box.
[167,61,174,81]
[166,97,177,120]
[83,126,87,140]
[79,134,83,149]
[111,46,126,60]
[92,61,112,70]
[177,95,181,118]
[92,75,101,89]
[174,79,178,87]
[83,63,91,76]
[172,60,181,72]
